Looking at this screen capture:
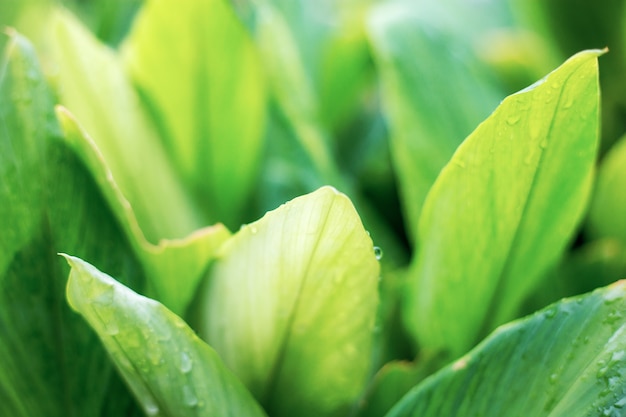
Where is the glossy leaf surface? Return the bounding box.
[198,187,380,417]
[57,110,230,315]
[405,50,601,357]
[389,282,626,416]
[64,255,267,417]
[0,31,142,417]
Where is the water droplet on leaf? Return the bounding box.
[179,351,193,373]
[506,115,520,126]
[104,320,119,336]
[182,385,198,408]
[454,159,466,168]
[144,401,160,416]
[374,246,383,260]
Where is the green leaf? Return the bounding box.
[63,255,267,417]
[197,186,380,417]
[588,134,626,245]
[56,109,231,315]
[47,8,204,243]
[388,282,626,416]
[367,3,503,244]
[354,355,447,417]
[404,50,602,357]
[0,31,142,417]
[251,2,340,186]
[122,0,266,228]
[47,10,231,314]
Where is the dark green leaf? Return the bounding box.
[0,31,142,417]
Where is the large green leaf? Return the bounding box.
[197,186,380,417]
[404,50,601,357]
[367,3,503,244]
[0,31,142,417]
[588,134,626,245]
[47,10,231,314]
[56,109,231,315]
[47,8,204,243]
[388,281,626,416]
[63,255,267,417]
[122,0,266,228]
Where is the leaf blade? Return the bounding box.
[198,186,380,417]
[122,0,266,228]
[0,31,143,417]
[367,4,504,243]
[64,255,267,417]
[404,50,602,357]
[388,282,626,416]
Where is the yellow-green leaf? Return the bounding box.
[405,50,602,357]
[197,186,379,417]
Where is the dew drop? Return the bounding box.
[506,115,520,126]
[603,310,622,324]
[144,401,160,416]
[539,139,549,149]
[104,320,119,336]
[179,351,193,373]
[182,385,199,408]
[93,283,115,306]
[373,246,383,261]
[549,373,558,384]
[544,307,557,319]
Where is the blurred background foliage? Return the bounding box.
[4,0,626,361]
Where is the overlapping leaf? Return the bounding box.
[0,31,142,417]
[404,50,601,357]
[197,187,380,417]
[388,282,626,416]
[64,255,267,417]
[122,0,266,228]
[48,8,204,242]
[48,11,231,314]
[368,3,503,243]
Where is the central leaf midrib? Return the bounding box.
[476,63,585,344]
[262,197,336,407]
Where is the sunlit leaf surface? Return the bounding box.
[198,186,380,417]
[64,255,267,417]
[404,50,601,357]
[123,0,266,228]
